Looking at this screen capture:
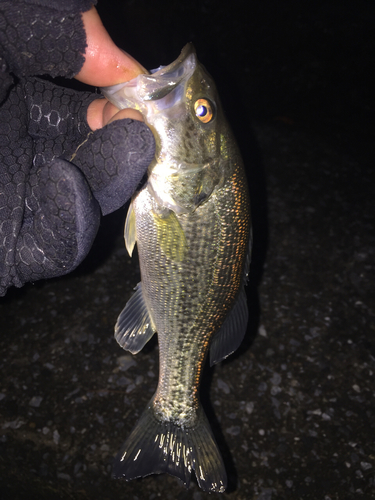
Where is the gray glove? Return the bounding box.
[0,1,155,296]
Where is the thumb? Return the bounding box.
[75,6,146,87]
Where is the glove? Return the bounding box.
[0,1,155,296]
[0,77,155,296]
[0,0,94,102]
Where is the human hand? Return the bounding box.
[0,3,155,296]
[76,5,147,130]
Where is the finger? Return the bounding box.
[72,119,155,215]
[75,6,147,87]
[17,159,100,285]
[86,98,144,131]
[107,108,144,125]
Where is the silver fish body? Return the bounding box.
[102,44,251,492]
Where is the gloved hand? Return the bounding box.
[0,2,155,296]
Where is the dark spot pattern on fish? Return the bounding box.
[102,43,251,493]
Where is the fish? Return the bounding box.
[101,43,251,493]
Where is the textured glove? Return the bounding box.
[0,77,155,295]
[0,0,94,102]
[0,1,155,295]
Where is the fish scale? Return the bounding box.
[102,43,251,492]
[143,208,221,421]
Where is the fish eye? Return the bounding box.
[194,98,214,123]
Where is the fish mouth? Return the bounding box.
[101,43,197,111]
[144,43,197,101]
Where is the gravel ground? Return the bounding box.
[1,1,374,499]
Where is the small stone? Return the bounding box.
[57,472,71,481]
[270,372,282,385]
[29,396,43,407]
[76,332,88,342]
[117,355,137,371]
[311,409,322,416]
[96,414,104,424]
[53,430,60,444]
[217,379,230,394]
[271,386,281,396]
[245,402,254,414]
[74,462,82,475]
[117,376,131,387]
[2,418,25,429]
[360,462,372,471]
[226,426,241,436]
[258,381,267,392]
[309,327,320,337]
[258,324,267,337]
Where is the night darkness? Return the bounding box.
[1,1,374,499]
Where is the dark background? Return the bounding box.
[1,1,374,499]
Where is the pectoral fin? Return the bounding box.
[209,287,248,366]
[152,209,187,262]
[115,283,156,354]
[124,201,136,257]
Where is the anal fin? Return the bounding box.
[210,286,248,366]
[115,282,156,354]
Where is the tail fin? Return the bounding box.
[113,402,227,492]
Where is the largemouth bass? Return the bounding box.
[102,43,251,492]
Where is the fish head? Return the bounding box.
[102,44,231,214]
